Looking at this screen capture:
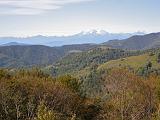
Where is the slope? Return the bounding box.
[0,44,96,68]
[98,48,160,72]
[48,46,142,76]
[104,32,160,50]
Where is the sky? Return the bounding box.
[0,0,160,37]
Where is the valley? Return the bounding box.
[1,32,160,119]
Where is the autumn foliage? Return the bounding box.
[0,68,160,120]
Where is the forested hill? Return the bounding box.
[47,46,143,76]
[1,32,160,68]
[1,47,160,120]
[103,32,160,50]
[0,44,96,68]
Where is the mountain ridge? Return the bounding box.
[0,44,97,68]
[104,32,160,50]
[0,32,160,68]
[0,31,144,46]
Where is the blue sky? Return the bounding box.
[0,0,160,37]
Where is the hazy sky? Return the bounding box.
[0,0,160,37]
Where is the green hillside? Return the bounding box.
[46,46,143,76]
[0,44,96,68]
[98,48,160,73]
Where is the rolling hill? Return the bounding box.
[0,32,160,69]
[47,46,142,76]
[97,48,160,76]
[0,44,96,68]
[104,32,160,50]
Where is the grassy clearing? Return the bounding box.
[98,53,160,71]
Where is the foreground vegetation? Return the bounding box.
[1,67,160,120]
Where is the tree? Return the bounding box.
[157,53,160,63]
[35,101,56,120]
[97,68,155,120]
[57,75,80,93]
[80,69,103,98]
[146,61,152,70]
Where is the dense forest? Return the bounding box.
[1,33,160,119]
[1,67,160,120]
[1,45,160,120]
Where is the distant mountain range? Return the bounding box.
[1,42,29,46]
[0,30,144,46]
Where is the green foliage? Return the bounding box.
[57,75,80,93]
[80,69,103,98]
[35,101,56,120]
[51,47,141,76]
[137,61,153,76]
[137,61,160,77]
[0,44,95,68]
